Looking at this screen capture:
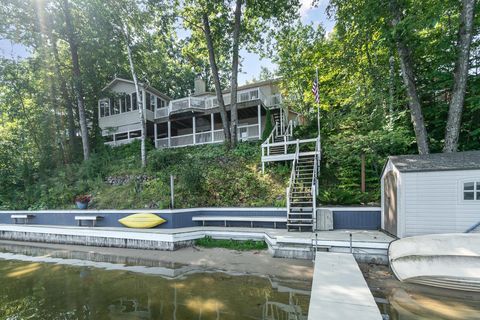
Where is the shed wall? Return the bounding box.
[402,170,480,237]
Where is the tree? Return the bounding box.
[61,0,90,160]
[389,0,430,154]
[443,0,477,152]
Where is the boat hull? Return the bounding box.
[389,233,480,292]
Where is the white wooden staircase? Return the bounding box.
[261,108,321,232]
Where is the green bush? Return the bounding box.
[261,109,273,140]
[195,236,268,251]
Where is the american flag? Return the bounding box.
[312,78,319,104]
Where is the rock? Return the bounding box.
[105,174,150,186]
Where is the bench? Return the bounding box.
[11,214,35,224]
[75,216,103,227]
[192,216,287,229]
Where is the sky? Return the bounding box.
[0,0,335,85]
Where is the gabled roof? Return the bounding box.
[388,151,480,173]
[102,77,171,101]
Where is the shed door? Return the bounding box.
[384,171,398,236]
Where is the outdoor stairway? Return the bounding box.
[287,154,317,231]
[267,110,290,155]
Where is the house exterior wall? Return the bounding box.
[99,81,165,134]
[397,169,480,237]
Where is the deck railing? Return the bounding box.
[155,124,259,148]
[160,88,275,119]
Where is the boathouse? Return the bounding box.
[381,151,480,238]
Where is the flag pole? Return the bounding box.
[316,67,320,137]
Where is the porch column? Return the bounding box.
[154,123,157,148]
[167,120,171,147]
[192,116,196,145]
[211,113,214,142]
[257,105,262,140]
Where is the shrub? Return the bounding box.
[261,109,273,140]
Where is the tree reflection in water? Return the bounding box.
[0,259,310,319]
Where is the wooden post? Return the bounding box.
[170,175,175,209]
[361,153,366,193]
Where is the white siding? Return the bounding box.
[402,170,480,237]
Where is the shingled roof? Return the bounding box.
[388,150,480,172]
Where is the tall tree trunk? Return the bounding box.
[202,12,231,146]
[443,0,476,153]
[388,54,395,125]
[46,20,76,159]
[123,22,147,168]
[62,0,90,160]
[229,0,242,147]
[390,0,430,154]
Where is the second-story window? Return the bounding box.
[150,93,155,111]
[157,97,165,109]
[110,98,120,115]
[132,92,138,110]
[126,94,131,112]
[100,100,109,117]
[121,95,126,113]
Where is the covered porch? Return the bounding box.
[155,105,266,148]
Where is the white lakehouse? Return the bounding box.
[98,77,293,148]
[98,77,322,231]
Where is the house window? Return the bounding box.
[157,97,165,109]
[149,93,155,111]
[121,95,126,113]
[463,181,480,200]
[110,98,120,115]
[129,130,141,138]
[115,132,128,141]
[99,101,109,117]
[132,92,138,110]
[126,94,131,112]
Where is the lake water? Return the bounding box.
[0,243,311,320]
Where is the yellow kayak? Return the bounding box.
[118,213,166,228]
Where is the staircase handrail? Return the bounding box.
[286,140,300,220]
[310,136,321,231]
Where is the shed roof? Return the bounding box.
[388,151,480,173]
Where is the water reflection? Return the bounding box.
[372,282,480,319]
[0,248,310,319]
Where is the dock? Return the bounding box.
[308,252,382,320]
[0,225,392,263]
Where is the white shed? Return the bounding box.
[381,151,480,238]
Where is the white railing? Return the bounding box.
[156,137,169,148]
[155,125,260,148]
[170,96,206,112]
[105,137,141,147]
[286,142,300,225]
[155,107,169,118]
[165,87,272,118]
[238,123,259,141]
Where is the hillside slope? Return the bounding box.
[2,141,289,210]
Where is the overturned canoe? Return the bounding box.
[389,233,480,292]
[119,213,166,228]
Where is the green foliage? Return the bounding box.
[0,142,287,209]
[195,236,267,251]
[262,109,273,140]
